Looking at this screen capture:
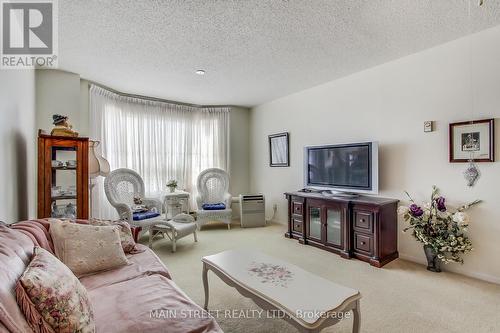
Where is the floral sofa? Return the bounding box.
[0,219,222,333]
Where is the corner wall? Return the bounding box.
[0,70,36,223]
[36,70,89,136]
[249,26,500,283]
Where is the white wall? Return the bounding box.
[229,106,251,217]
[0,70,36,222]
[229,107,250,194]
[250,25,500,283]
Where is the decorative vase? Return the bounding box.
[168,186,176,193]
[423,245,441,273]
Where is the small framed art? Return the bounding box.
[449,119,495,162]
[269,132,289,167]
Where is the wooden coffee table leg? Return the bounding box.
[202,263,209,310]
[352,299,361,333]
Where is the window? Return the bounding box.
[89,85,229,219]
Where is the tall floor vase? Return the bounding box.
[423,245,442,272]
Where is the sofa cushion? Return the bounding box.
[16,247,95,333]
[11,219,54,254]
[88,275,222,333]
[79,244,171,291]
[0,226,35,333]
[0,321,9,333]
[50,221,129,277]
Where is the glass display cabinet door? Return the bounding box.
[50,146,78,219]
[325,207,343,248]
[308,206,322,241]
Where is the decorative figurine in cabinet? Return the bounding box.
[37,130,89,219]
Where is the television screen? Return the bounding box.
[307,144,372,190]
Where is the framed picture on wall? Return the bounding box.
[269,132,289,167]
[449,119,495,162]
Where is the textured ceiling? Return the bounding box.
[59,0,500,107]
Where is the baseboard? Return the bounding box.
[399,252,500,285]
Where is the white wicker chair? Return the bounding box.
[196,168,232,230]
[104,168,165,248]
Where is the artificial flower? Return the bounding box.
[452,212,470,226]
[436,196,446,212]
[409,204,424,217]
[397,205,409,215]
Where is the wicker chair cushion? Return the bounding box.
[132,211,161,221]
[201,203,226,210]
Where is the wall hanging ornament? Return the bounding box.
[463,159,480,187]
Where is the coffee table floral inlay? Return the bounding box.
[248,262,294,287]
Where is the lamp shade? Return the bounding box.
[89,140,110,178]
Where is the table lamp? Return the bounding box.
[89,140,110,218]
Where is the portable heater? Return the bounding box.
[239,194,266,228]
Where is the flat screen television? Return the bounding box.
[304,142,378,195]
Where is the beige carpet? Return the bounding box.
[140,222,500,333]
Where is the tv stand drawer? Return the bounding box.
[292,219,303,233]
[353,210,373,232]
[292,202,303,215]
[354,232,373,254]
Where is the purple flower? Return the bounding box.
[409,204,424,217]
[435,196,446,212]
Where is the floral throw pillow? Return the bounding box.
[86,219,142,254]
[15,247,95,333]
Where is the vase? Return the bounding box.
[168,187,176,193]
[423,245,441,273]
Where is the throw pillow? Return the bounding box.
[50,220,129,276]
[86,219,141,254]
[15,246,95,333]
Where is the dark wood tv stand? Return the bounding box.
[284,191,399,267]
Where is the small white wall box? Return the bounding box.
[239,194,266,228]
[424,121,434,132]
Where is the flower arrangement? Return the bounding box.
[166,180,178,193]
[399,186,480,267]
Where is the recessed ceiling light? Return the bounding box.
[195,69,205,75]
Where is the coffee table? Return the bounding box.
[202,250,361,333]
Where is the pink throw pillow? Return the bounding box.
[15,247,95,333]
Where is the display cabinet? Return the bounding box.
[37,130,89,219]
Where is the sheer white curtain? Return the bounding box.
[89,85,230,219]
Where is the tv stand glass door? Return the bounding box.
[325,203,343,248]
[308,205,322,241]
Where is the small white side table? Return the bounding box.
[162,190,190,219]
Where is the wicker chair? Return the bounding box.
[104,168,165,248]
[196,168,232,230]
